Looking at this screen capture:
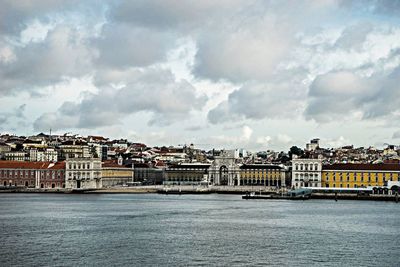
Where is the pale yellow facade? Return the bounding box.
[322,170,399,188]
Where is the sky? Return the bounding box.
[1,0,400,151]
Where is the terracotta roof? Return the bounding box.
[323,163,400,171]
[102,161,129,168]
[155,161,166,167]
[0,160,65,170]
[49,162,66,170]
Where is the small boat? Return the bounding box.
[242,192,273,200]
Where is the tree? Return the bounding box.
[289,146,304,159]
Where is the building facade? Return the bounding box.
[164,163,210,185]
[291,158,322,188]
[240,164,286,187]
[101,161,133,187]
[133,163,165,185]
[5,151,27,161]
[322,163,400,189]
[60,140,91,160]
[29,148,58,162]
[0,161,65,189]
[65,158,102,189]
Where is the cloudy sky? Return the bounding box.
[1,0,400,151]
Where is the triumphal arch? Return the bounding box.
[208,150,241,186]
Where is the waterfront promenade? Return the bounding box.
[0,185,399,202]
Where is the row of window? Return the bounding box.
[294,178,319,182]
[1,180,65,188]
[294,163,319,171]
[324,172,397,179]
[295,173,319,178]
[241,169,280,173]
[68,172,93,179]
[68,163,91,170]
[324,184,371,188]
[294,182,319,187]
[0,170,63,179]
[325,176,391,182]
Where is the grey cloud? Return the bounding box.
[334,23,373,50]
[34,69,207,131]
[0,0,87,35]
[208,80,305,124]
[93,23,177,69]
[340,0,400,16]
[305,67,400,122]
[194,26,294,83]
[392,130,400,139]
[0,103,27,127]
[0,26,93,96]
[109,0,322,83]
[110,0,244,31]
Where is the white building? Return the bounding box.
[306,138,320,151]
[292,158,322,189]
[29,148,58,162]
[65,158,102,189]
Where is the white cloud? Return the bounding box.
[1,0,400,150]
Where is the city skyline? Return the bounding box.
[1,1,400,151]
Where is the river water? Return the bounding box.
[0,193,399,266]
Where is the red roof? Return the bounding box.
[155,160,166,167]
[49,162,66,170]
[0,160,66,170]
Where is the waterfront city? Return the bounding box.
[0,133,400,200]
[2,1,400,266]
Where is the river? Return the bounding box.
[0,193,399,266]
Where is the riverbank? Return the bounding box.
[0,186,398,202]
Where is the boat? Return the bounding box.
[242,188,312,200]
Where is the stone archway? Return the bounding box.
[220,166,229,185]
[208,150,241,186]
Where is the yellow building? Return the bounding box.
[101,161,133,187]
[240,165,286,187]
[322,163,400,188]
[165,164,210,185]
